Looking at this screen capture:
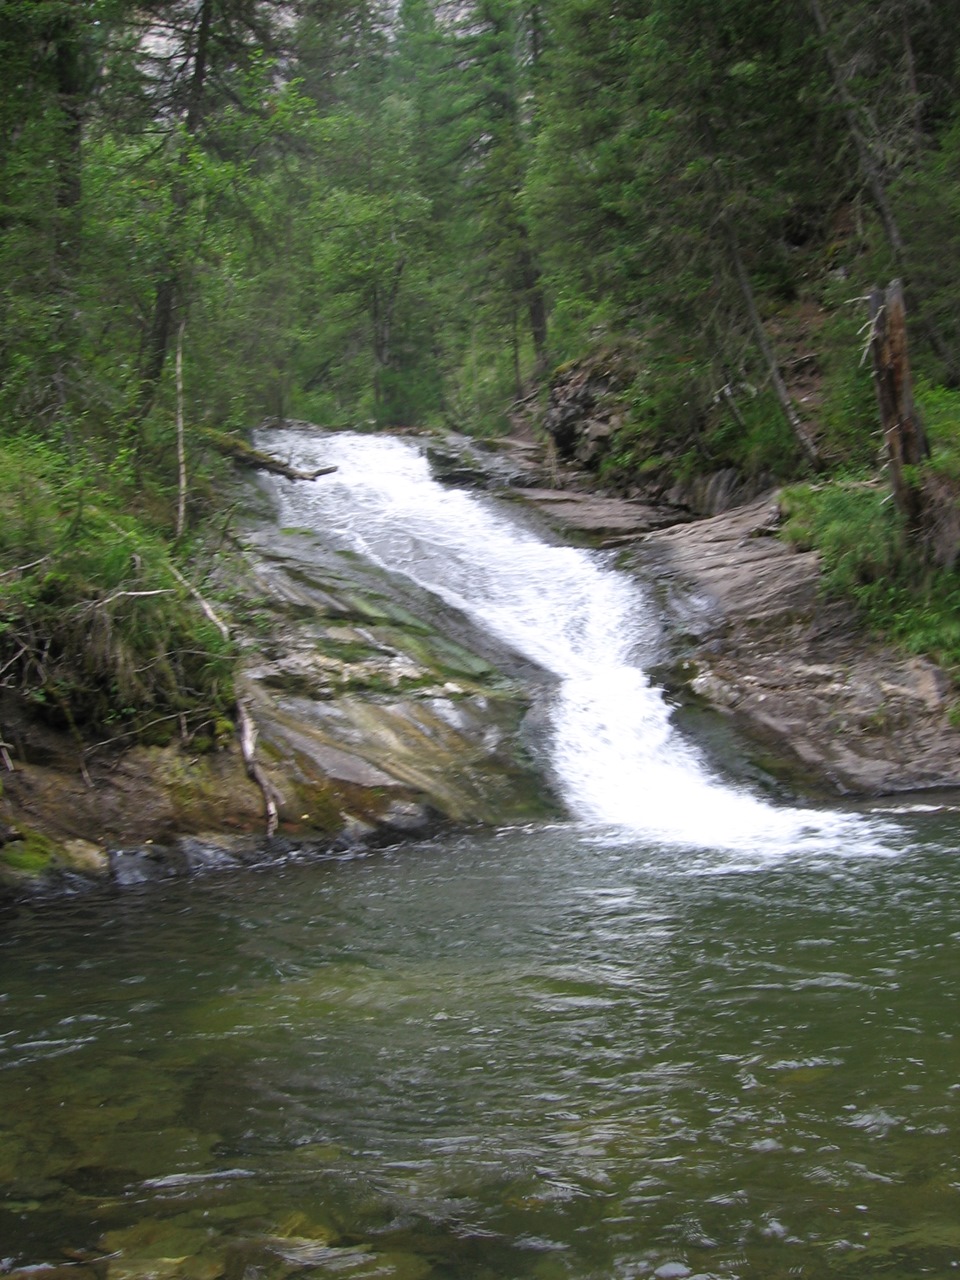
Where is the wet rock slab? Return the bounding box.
[425,428,960,797]
[634,496,960,795]
[231,526,557,832]
[0,513,558,897]
[455,418,960,795]
[426,431,689,538]
[509,488,688,537]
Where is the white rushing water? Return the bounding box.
[259,429,896,857]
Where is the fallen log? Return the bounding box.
[199,427,337,482]
[237,699,281,838]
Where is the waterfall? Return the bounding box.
[258,429,895,856]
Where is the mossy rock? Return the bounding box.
[281,778,344,833]
[1,827,59,875]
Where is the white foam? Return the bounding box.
[260,430,899,857]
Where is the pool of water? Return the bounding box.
[5,430,959,1277]
[3,813,960,1278]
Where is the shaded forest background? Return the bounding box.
[4,0,960,741]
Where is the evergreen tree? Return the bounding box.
[444,0,549,386]
[0,0,123,428]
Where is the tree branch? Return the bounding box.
[199,428,338,481]
[237,699,280,838]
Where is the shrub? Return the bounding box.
[780,479,960,678]
[0,436,234,745]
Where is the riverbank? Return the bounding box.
[638,500,960,795]
[5,422,959,900]
[480,431,960,796]
[0,467,558,899]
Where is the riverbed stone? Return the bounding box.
[343,1250,434,1279]
[100,1219,220,1280]
[59,838,110,875]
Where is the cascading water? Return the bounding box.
[257,428,895,856]
[5,428,958,1280]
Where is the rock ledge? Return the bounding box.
[634,496,960,795]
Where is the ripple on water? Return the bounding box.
[2,432,960,1277]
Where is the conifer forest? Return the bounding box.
[4,0,960,735]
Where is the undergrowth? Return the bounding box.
[813,304,882,470]
[0,434,235,747]
[780,481,960,678]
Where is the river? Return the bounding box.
[1,430,959,1278]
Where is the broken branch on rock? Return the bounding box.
[237,699,281,838]
[166,563,231,642]
[199,428,337,482]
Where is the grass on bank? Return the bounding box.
[781,483,960,679]
[780,373,960,684]
[0,433,235,748]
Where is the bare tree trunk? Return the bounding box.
[517,224,548,371]
[371,255,407,412]
[807,0,958,382]
[136,0,214,423]
[901,13,923,154]
[511,306,522,400]
[806,0,906,258]
[137,269,179,425]
[237,700,280,838]
[51,18,85,277]
[696,99,820,470]
[868,279,929,533]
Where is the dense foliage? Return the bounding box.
[4,0,960,734]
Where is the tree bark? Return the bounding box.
[806,0,906,258]
[807,0,958,382]
[136,0,214,423]
[175,318,187,539]
[902,12,923,154]
[51,12,85,276]
[517,223,548,371]
[199,429,338,481]
[371,253,407,408]
[237,700,281,838]
[868,279,929,533]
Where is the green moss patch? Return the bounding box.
[1,828,60,875]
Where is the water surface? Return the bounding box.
[2,822,960,1277]
[2,431,959,1278]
